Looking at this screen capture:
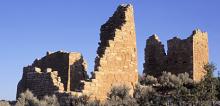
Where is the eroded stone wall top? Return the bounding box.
[17,51,88,98]
[143,29,209,81]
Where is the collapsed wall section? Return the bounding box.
[69,53,88,91]
[143,34,166,77]
[32,51,69,91]
[17,51,88,98]
[82,4,138,101]
[31,51,88,91]
[17,67,64,99]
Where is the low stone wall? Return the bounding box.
[17,51,88,98]
[17,67,64,99]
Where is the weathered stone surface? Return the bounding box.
[81,4,138,101]
[17,67,64,98]
[17,4,138,101]
[16,4,209,102]
[17,51,88,98]
[143,34,166,77]
[167,36,194,78]
[192,29,209,81]
[143,29,209,81]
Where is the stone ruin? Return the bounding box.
[17,4,209,102]
[143,29,209,81]
[17,4,138,101]
[82,4,138,100]
[17,51,88,98]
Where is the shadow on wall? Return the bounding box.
[70,56,89,91]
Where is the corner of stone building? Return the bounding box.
[17,66,65,99]
[192,29,208,36]
[17,51,89,99]
[69,52,89,91]
[191,29,209,81]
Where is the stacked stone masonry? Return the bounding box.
[17,67,64,98]
[17,4,209,102]
[17,51,88,98]
[17,4,138,101]
[143,34,167,77]
[82,4,138,101]
[143,29,209,81]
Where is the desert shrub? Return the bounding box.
[140,75,158,86]
[0,100,11,106]
[156,72,195,105]
[69,95,90,106]
[134,84,155,106]
[106,85,137,106]
[177,73,194,85]
[15,90,60,106]
[139,72,195,105]
[195,62,218,105]
[38,95,59,106]
[15,90,39,106]
[158,72,181,89]
[59,94,100,106]
[87,99,100,106]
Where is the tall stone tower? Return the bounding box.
[143,29,209,81]
[191,29,209,81]
[143,34,166,76]
[82,4,138,100]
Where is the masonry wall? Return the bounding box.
[192,30,209,81]
[17,67,64,98]
[69,53,88,91]
[167,36,193,76]
[32,51,70,91]
[31,51,87,91]
[143,34,166,77]
[143,29,209,81]
[82,4,138,101]
[16,4,209,102]
[17,5,138,101]
[17,51,87,98]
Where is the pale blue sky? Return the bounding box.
[0,0,219,100]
